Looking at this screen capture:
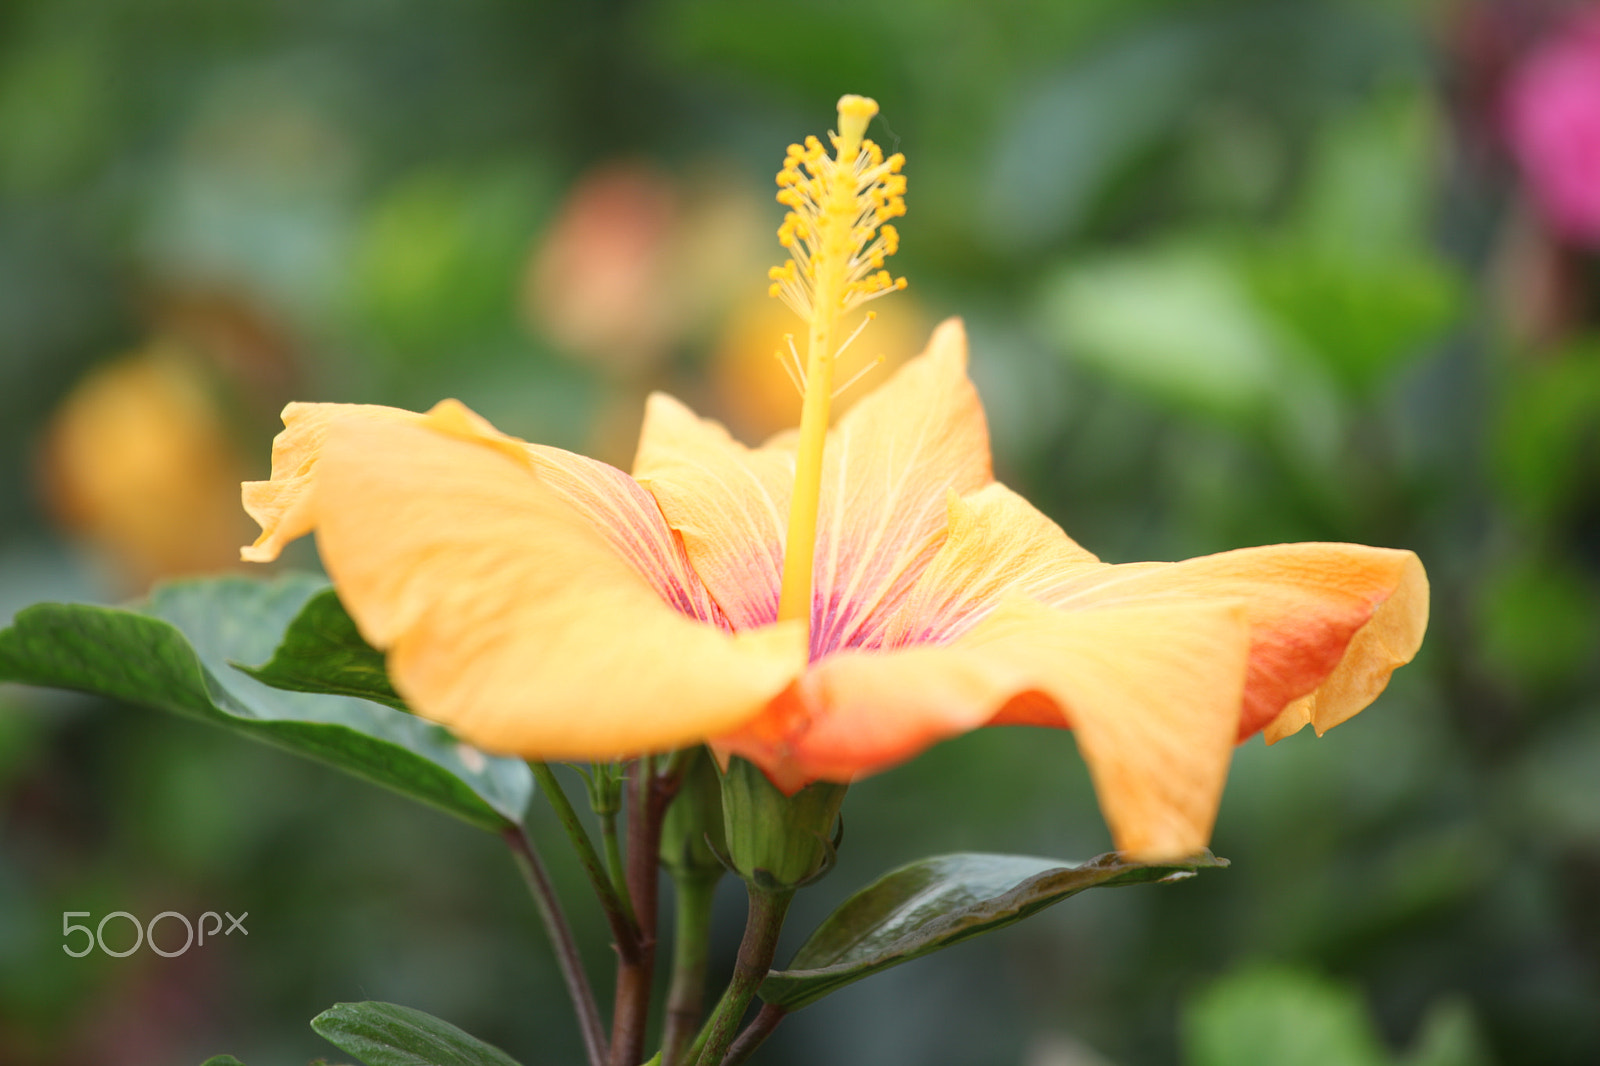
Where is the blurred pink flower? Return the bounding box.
[1505,6,1600,246]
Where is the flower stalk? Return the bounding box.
[721,1003,788,1066]
[687,887,793,1066]
[610,756,684,1066]
[529,761,642,962]
[661,869,720,1066]
[502,826,608,1066]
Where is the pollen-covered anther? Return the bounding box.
[766,99,906,324]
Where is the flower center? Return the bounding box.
[769,94,908,641]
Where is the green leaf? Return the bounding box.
[236,587,406,710]
[984,23,1213,249]
[199,1058,248,1066]
[0,573,530,832]
[1404,998,1494,1066]
[1245,91,1459,396]
[1040,243,1294,417]
[1182,964,1389,1066]
[312,1001,523,1066]
[760,849,1226,1010]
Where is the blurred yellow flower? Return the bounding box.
[43,345,252,590]
[241,97,1427,860]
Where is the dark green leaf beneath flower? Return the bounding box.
[760,849,1227,1010]
[236,586,406,711]
[0,573,530,832]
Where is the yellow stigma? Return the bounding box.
[770,94,907,644]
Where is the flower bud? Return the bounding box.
[720,756,846,892]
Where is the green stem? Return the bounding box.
[662,871,721,1066]
[530,761,641,962]
[600,806,637,928]
[688,888,793,1066]
[720,1003,787,1066]
[502,827,608,1066]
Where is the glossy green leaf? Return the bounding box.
[313,1001,523,1066]
[237,587,406,710]
[199,1058,248,1066]
[760,850,1226,1010]
[0,573,530,832]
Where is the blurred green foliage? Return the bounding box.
[1183,965,1493,1066]
[2,0,1598,1064]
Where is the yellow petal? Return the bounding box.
[633,393,795,630]
[876,482,1100,648]
[634,318,992,655]
[313,410,806,758]
[246,399,728,625]
[1263,550,1429,743]
[521,438,731,625]
[242,402,423,563]
[720,596,1250,860]
[1045,544,1429,739]
[809,317,992,654]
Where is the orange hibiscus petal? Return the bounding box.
[521,436,730,625]
[634,318,991,655]
[1045,544,1429,740]
[246,400,728,627]
[310,408,806,757]
[875,482,1101,648]
[720,596,1250,860]
[632,393,795,630]
[809,317,992,655]
[1262,550,1429,743]
[242,402,423,563]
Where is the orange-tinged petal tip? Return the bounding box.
[1262,548,1428,743]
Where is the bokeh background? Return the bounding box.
[2,0,1598,1063]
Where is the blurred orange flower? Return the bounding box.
[525,162,683,372]
[240,97,1427,860]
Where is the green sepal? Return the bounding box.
[720,756,846,891]
[760,849,1228,1010]
[312,1001,523,1066]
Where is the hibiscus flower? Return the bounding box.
[241,96,1426,861]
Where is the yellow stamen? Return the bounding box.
[833,310,877,363]
[774,346,804,395]
[832,354,886,399]
[770,94,907,642]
